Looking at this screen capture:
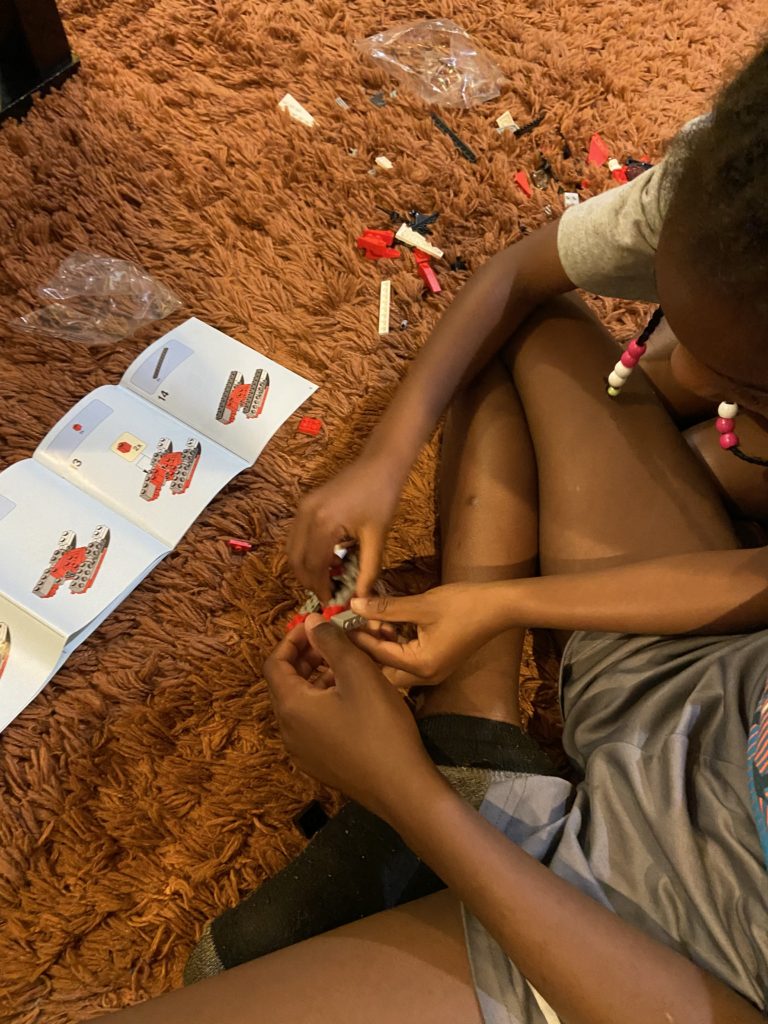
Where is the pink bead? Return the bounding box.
[719,433,739,450]
[626,340,646,360]
[715,418,735,434]
[620,350,639,368]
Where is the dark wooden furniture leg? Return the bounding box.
[0,0,79,122]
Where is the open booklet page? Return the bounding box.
[121,317,317,464]
[35,385,248,547]
[0,460,167,645]
[0,593,66,733]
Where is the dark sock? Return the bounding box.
[184,715,556,984]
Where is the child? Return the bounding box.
[172,38,768,1016]
[92,259,765,1024]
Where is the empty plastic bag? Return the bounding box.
[13,252,182,346]
[358,19,504,109]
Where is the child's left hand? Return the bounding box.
[264,614,438,822]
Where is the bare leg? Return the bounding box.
[418,359,538,725]
[503,295,737,574]
[89,891,481,1024]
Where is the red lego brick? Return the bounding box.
[298,417,323,436]
[514,170,533,198]
[588,132,610,166]
[227,538,253,553]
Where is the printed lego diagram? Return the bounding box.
[216,369,270,425]
[33,526,111,599]
[139,437,202,502]
[0,623,9,679]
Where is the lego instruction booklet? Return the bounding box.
[0,318,316,732]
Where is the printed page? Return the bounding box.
[121,317,317,464]
[0,594,66,733]
[0,460,167,644]
[34,385,248,547]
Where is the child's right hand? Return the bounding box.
[287,457,401,603]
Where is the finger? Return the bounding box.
[263,631,315,704]
[302,529,346,604]
[304,614,378,682]
[382,664,422,689]
[349,593,426,624]
[350,630,424,674]
[355,526,384,597]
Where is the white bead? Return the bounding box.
[613,362,633,380]
[608,370,625,389]
[717,401,739,419]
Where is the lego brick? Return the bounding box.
[378,280,391,335]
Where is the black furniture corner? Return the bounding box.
[0,0,79,123]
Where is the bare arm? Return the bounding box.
[351,546,768,685]
[361,222,572,486]
[385,774,765,1024]
[484,545,768,635]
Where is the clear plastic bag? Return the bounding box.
[13,253,182,346]
[358,19,504,109]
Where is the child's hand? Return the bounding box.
[264,615,436,821]
[287,458,400,603]
[348,584,500,688]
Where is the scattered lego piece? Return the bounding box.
[357,228,401,260]
[370,92,387,107]
[399,319,409,330]
[543,204,554,218]
[450,256,469,271]
[378,280,392,335]
[335,96,350,110]
[330,609,368,632]
[348,147,358,157]
[375,155,394,170]
[513,113,545,138]
[563,191,580,208]
[376,204,400,223]
[496,110,520,133]
[414,250,441,295]
[588,132,610,166]
[227,538,253,553]
[531,154,555,189]
[278,93,315,128]
[298,416,323,436]
[625,157,654,181]
[395,223,444,259]
[408,210,439,236]
[514,170,533,198]
[611,164,629,184]
[429,112,478,164]
[579,178,590,190]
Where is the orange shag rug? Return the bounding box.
[0,1,765,1020]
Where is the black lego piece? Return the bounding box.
[429,112,478,164]
[625,157,654,182]
[407,209,439,236]
[556,126,572,159]
[449,256,469,271]
[513,113,545,139]
[369,92,387,108]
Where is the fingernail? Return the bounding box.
[350,598,364,611]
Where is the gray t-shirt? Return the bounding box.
[556,112,712,302]
[556,162,672,301]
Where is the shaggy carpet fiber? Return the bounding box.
[0,0,765,1020]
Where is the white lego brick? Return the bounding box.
[375,155,394,170]
[394,224,444,260]
[563,192,580,208]
[496,110,520,132]
[278,93,315,128]
[378,279,391,335]
[607,158,622,172]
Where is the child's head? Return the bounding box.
[655,38,768,413]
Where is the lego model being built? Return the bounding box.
[33,526,111,599]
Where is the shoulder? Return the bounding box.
[556,163,672,301]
